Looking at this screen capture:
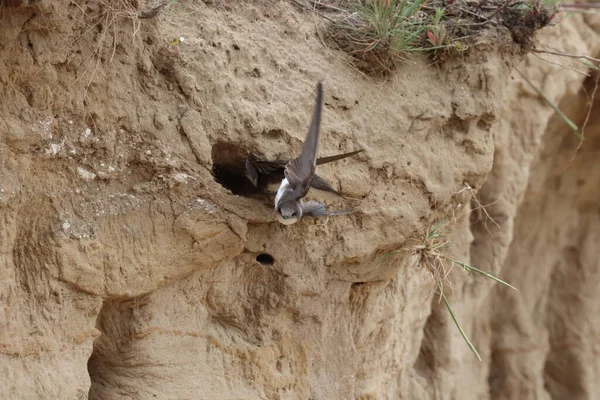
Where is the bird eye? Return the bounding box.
[291,212,297,217]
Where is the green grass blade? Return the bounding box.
[448,258,519,292]
[383,249,407,257]
[543,97,581,138]
[377,248,408,268]
[439,286,482,361]
[404,0,427,17]
[579,59,600,71]
[517,69,582,139]
[425,223,443,239]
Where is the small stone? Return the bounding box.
[80,127,92,142]
[46,143,61,156]
[61,221,71,234]
[76,167,96,181]
[172,172,192,184]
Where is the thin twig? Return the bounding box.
[531,52,590,77]
[560,3,600,9]
[110,13,118,63]
[532,49,600,65]
[291,0,346,13]
[464,0,513,26]
[573,72,599,156]
[268,64,282,105]
[458,183,502,233]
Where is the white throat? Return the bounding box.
[274,178,290,209]
[276,214,300,225]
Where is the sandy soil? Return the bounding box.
[0,1,599,399]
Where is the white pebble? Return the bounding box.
[80,127,92,142]
[77,167,97,181]
[61,221,71,233]
[172,173,192,183]
[46,143,61,156]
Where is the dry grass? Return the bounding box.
[385,224,517,360]
[72,0,166,100]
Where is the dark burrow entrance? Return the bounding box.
[256,253,275,265]
[211,140,264,197]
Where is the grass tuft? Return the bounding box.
[385,224,517,360]
[352,0,431,54]
[327,0,437,73]
[322,0,565,73]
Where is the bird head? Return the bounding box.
[276,201,302,225]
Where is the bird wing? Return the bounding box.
[284,82,323,200]
[245,159,260,187]
[309,174,341,198]
[247,147,362,188]
[316,149,363,166]
[245,159,287,187]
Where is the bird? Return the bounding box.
[273,82,356,225]
[244,149,363,201]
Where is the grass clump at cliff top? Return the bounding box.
[322,0,560,75]
[384,224,517,360]
[345,0,434,56]
[326,0,439,74]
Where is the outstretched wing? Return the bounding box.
[284,82,323,200]
[301,200,352,218]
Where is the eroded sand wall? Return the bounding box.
[0,2,598,399]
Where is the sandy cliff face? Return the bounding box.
[0,1,598,399]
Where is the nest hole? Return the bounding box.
[256,253,275,266]
[211,140,259,196]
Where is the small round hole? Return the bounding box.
[256,253,274,265]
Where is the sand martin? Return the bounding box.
[245,149,362,201]
[273,82,355,225]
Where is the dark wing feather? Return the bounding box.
[247,148,362,188]
[316,149,363,166]
[284,82,323,199]
[245,159,260,187]
[310,174,339,196]
[245,159,288,187]
[252,159,288,174]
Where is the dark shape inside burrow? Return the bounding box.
[256,253,274,266]
[211,141,260,197]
